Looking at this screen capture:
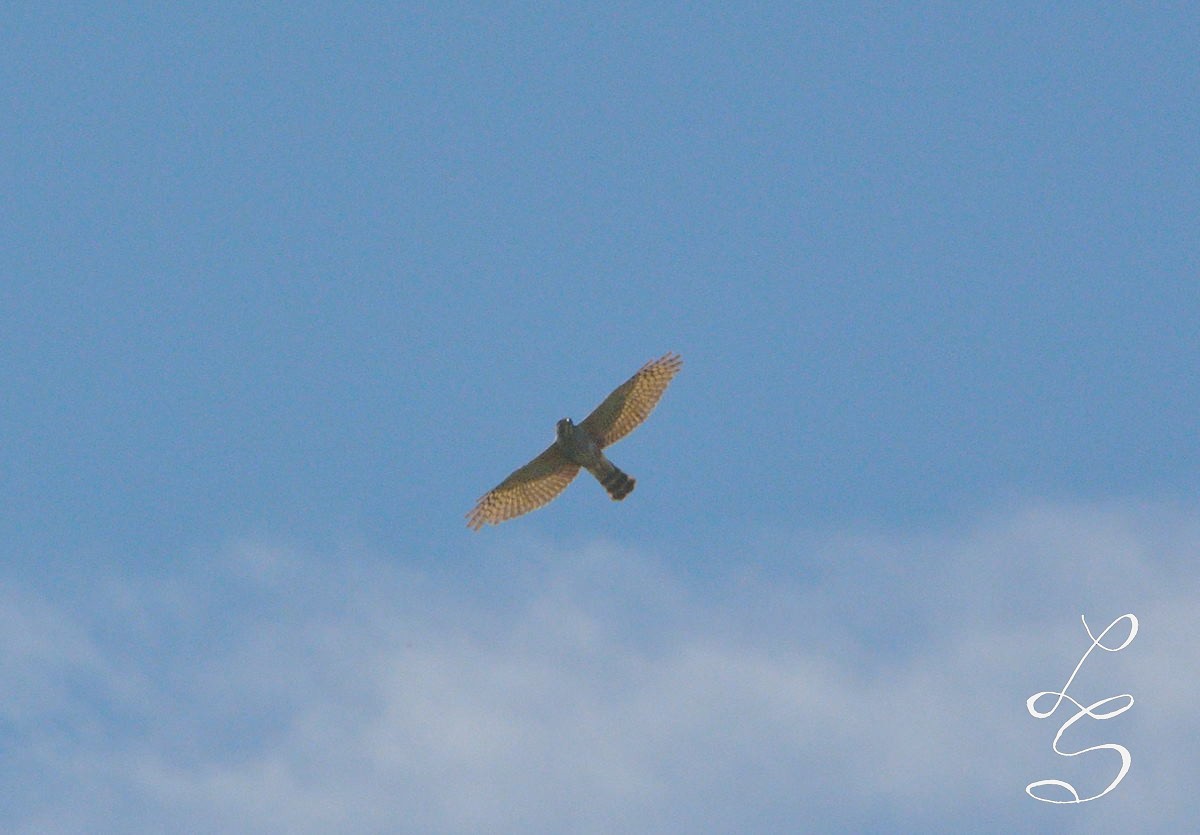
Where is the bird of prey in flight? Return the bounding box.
[467,352,682,530]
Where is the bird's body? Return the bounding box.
[556,418,635,501]
[555,417,601,464]
[467,352,682,530]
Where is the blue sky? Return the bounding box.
[3,4,1198,833]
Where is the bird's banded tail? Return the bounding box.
[591,459,635,500]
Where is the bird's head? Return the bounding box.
[556,418,574,440]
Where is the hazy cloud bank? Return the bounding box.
[3,502,1197,833]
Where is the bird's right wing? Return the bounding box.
[466,443,581,530]
[579,352,682,447]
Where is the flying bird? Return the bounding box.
[467,352,682,530]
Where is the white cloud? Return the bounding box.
[3,502,1197,833]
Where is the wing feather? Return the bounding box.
[578,352,682,447]
[466,443,580,530]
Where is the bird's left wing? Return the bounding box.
[467,443,580,530]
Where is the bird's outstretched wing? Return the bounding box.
[466,443,581,530]
[579,352,682,447]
